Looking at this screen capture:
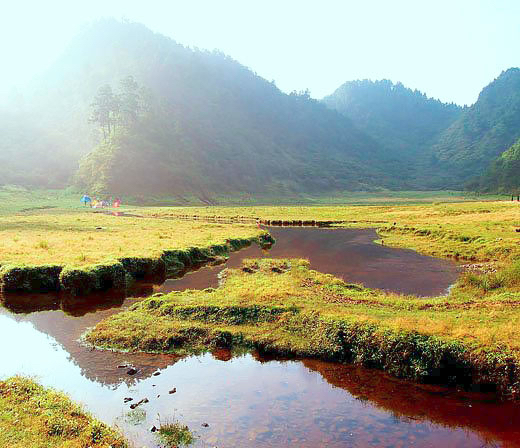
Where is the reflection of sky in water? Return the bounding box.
[0,313,499,447]
[0,228,513,446]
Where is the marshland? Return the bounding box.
[2,2,520,446]
[1,190,520,447]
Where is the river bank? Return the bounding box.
[0,377,128,448]
[86,257,520,399]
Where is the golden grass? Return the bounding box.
[85,258,520,398]
[139,201,520,262]
[88,257,520,355]
[0,376,127,448]
[0,210,262,266]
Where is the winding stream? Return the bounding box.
[1,227,518,447]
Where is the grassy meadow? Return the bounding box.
[86,199,520,397]
[0,212,262,266]
[0,377,127,448]
[2,187,520,396]
[0,188,267,294]
[141,201,520,262]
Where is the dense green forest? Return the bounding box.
[322,79,462,159]
[430,68,520,184]
[66,20,402,196]
[0,19,518,197]
[323,71,520,190]
[471,138,520,193]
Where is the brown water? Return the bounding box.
[1,227,518,447]
[159,227,459,296]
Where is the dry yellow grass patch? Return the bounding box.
[0,211,262,266]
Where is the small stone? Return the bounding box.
[127,367,138,375]
[150,425,157,433]
[169,388,177,394]
[129,398,148,409]
[117,364,128,369]
[153,371,161,376]
[201,422,209,427]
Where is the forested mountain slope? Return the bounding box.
[0,19,518,196]
[431,68,520,182]
[322,80,462,160]
[471,138,520,193]
[2,19,399,196]
[323,71,520,190]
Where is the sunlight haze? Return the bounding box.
[1,0,519,105]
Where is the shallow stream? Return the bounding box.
[1,227,518,447]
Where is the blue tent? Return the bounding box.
[81,195,91,204]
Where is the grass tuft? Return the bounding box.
[156,419,195,447]
[0,376,128,447]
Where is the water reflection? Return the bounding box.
[159,227,459,297]
[0,309,517,447]
[0,227,512,447]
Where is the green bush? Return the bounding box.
[119,257,166,279]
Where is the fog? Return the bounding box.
[1,0,519,105]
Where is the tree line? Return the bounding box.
[89,76,150,141]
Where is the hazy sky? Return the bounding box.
[1,0,519,105]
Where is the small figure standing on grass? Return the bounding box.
[80,194,91,207]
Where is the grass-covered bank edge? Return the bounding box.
[0,233,274,295]
[85,258,520,400]
[0,376,128,447]
[88,301,520,400]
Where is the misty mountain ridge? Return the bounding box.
[322,79,463,159]
[0,19,519,198]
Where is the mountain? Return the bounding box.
[322,79,462,160]
[0,19,518,197]
[431,68,520,183]
[1,19,404,196]
[323,71,520,190]
[471,138,520,193]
